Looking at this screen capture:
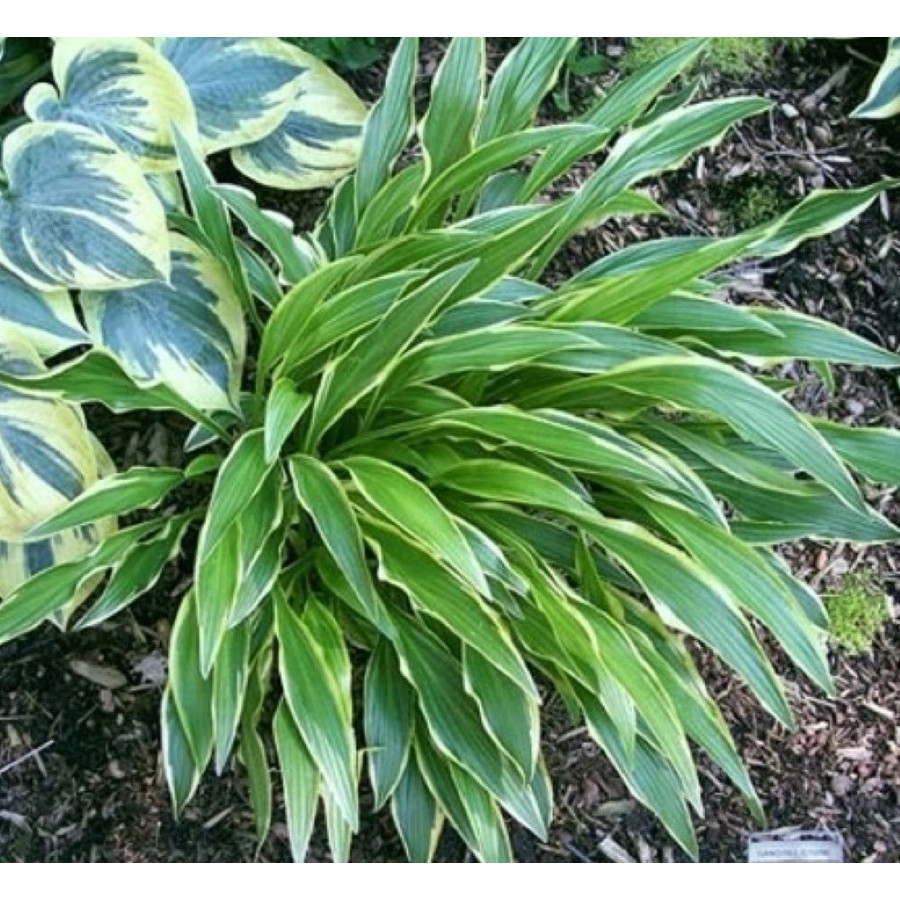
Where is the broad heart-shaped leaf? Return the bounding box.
[0,335,99,540]
[25,37,199,172]
[0,267,86,356]
[80,233,246,413]
[0,432,117,607]
[0,122,169,291]
[232,50,367,190]
[156,38,307,154]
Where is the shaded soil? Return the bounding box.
[2,38,899,863]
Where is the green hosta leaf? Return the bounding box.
[212,621,251,773]
[241,655,273,846]
[282,270,422,378]
[852,38,900,119]
[420,38,484,179]
[25,37,199,171]
[698,307,900,367]
[364,641,414,810]
[307,262,476,447]
[198,430,271,560]
[168,591,214,772]
[273,702,320,863]
[391,752,441,863]
[232,50,366,190]
[521,38,707,201]
[0,519,157,643]
[276,595,359,830]
[76,513,191,629]
[410,124,599,228]
[258,256,359,376]
[579,690,698,858]
[323,780,354,863]
[28,466,182,539]
[81,233,246,413]
[0,38,50,111]
[463,646,539,782]
[532,97,769,273]
[214,184,320,283]
[631,292,780,335]
[264,380,310,463]
[157,38,306,154]
[355,163,426,248]
[546,232,755,324]
[0,267,86,356]
[288,455,387,631]
[0,348,223,435]
[355,37,418,213]
[0,122,168,290]
[393,617,548,839]
[0,336,100,540]
[646,500,832,691]
[540,356,865,513]
[162,687,200,815]
[449,764,513,863]
[748,182,900,258]
[364,518,535,698]
[195,522,241,677]
[815,420,900,484]
[342,455,489,596]
[475,38,576,143]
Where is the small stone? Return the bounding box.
[794,158,818,175]
[811,124,831,145]
[847,399,865,417]
[780,102,800,119]
[108,759,125,779]
[831,773,852,796]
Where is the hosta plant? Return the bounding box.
[1,37,899,862]
[852,37,900,119]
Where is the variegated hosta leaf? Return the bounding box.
[0,336,102,541]
[852,38,900,120]
[0,266,87,356]
[24,37,200,172]
[156,38,307,154]
[231,49,366,190]
[0,435,117,628]
[80,233,246,413]
[0,122,169,291]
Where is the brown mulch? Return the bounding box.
[1,38,899,862]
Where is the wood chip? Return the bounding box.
[69,660,128,690]
[598,835,637,863]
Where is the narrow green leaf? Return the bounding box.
[288,455,385,630]
[421,38,484,179]
[276,595,358,829]
[364,640,414,810]
[195,522,241,676]
[28,467,182,538]
[168,592,214,772]
[355,37,418,213]
[264,380,310,463]
[213,621,251,773]
[343,455,489,596]
[162,687,200,816]
[391,752,441,863]
[273,701,321,864]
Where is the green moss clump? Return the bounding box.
[709,174,793,232]
[623,37,804,78]
[825,572,890,656]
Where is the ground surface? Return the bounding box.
[1,38,898,863]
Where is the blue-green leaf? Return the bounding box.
[0,122,169,291]
[0,267,86,356]
[25,37,199,171]
[232,50,366,190]
[0,336,99,540]
[81,233,246,413]
[157,38,307,154]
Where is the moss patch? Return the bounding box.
[623,37,804,78]
[825,572,890,656]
